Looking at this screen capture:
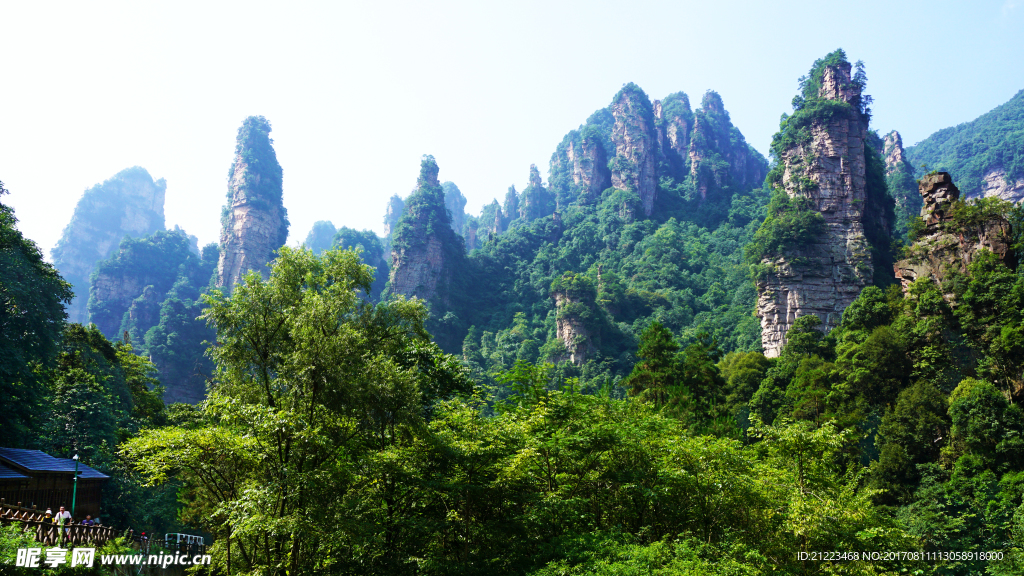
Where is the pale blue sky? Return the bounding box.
[1,0,1021,257]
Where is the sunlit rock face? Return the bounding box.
[894,172,1014,291]
[386,156,464,307]
[609,83,659,217]
[756,62,875,358]
[217,116,288,291]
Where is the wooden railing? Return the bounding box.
[0,499,128,547]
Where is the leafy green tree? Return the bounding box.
[124,246,469,575]
[718,350,770,426]
[0,181,73,446]
[622,322,679,406]
[870,380,950,505]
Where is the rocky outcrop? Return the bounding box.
[382,194,405,254]
[609,84,658,216]
[387,156,464,306]
[551,273,599,365]
[51,167,166,324]
[756,60,878,358]
[443,181,468,236]
[519,165,555,220]
[217,116,289,291]
[501,186,519,230]
[883,130,908,170]
[905,89,1024,202]
[882,130,923,233]
[654,93,692,164]
[546,86,764,219]
[981,168,1024,203]
[894,172,1014,290]
[87,229,199,342]
[566,132,610,203]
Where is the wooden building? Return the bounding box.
[0,448,109,520]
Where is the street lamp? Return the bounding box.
[71,454,79,521]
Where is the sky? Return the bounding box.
[2,0,1022,259]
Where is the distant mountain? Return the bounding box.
[51,167,167,324]
[906,89,1024,202]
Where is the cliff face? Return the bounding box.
[756,58,885,358]
[894,172,1014,290]
[980,168,1024,203]
[51,167,166,324]
[519,165,556,220]
[217,116,289,291]
[550,273,600,365]
[443,181,468,236]
[683,91,768,202]
[883,130,923,238]
[88,229,201,341]
[86,229,217,403]
[547,86,765,224]
[565,131,610,203]
[381,194,405,255]
[386,156,464,306]
[609,84,659,216]
[554,292,596,365]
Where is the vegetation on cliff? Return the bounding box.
[51,166,167,324]
[907,89,1024,197]
[86,229,218,403]
[218,115,290,290]
[399,83,770,394]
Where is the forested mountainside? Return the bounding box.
[8,48,1024,574]
[382,83,770,387]
[906,89,1024,202]
[87,230,218,404]
[51,167,171,324]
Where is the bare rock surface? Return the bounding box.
[756,61,874,358]
[609,85,658,216]
[894,172,1014,290]
[216,117,288,291]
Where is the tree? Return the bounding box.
[123,246,469,574]
[623,322,679,407]
[0,181,73,446]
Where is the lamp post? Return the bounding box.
[71,454,79,521]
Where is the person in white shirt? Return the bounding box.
[55,506,72,535]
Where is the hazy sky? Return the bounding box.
[2,0,1022,258]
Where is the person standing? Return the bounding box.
[55,506,72,540]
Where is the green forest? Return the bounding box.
[3,50,1024,575]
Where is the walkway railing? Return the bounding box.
[0,499,128,547]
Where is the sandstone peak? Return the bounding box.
[895,172,1014,291]
[418,155,441,189]
[609,83,658,216]
[386,156,464,309]
[700,90,725,114]
[756,51,891,357]
[528,164,543,188]
[51,166,167,324]
[919,172,960,231]
[216,116,289,291]
[819,61,858,104]
[883,130,907,170]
